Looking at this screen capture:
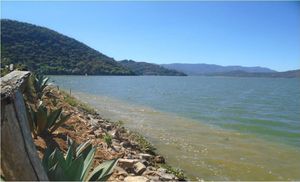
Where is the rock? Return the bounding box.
[139,153,153,160]
[114,166,128,177]
[120,141,131,148]
[100,123,112,130]
[140,159,150,166]
[93,129,103,138]
[113,145,122,152]
[133,162,146,175]
[124,176,149,182]
[118,159,138,169]
[130,142,139,149]
[147,175,160,181]
[154,155,165,163]
[98,119,105,123]
[125,153,133,159]
[118,175,125,181]
[147,166,156,171]
[87,134,95,139]
[157,168,167,173]
[143,169,157,176]
[109,129,121,139]
[91,125,99,131]
[158,173,176,181]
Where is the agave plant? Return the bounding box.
[28,101,71,135]
[42,137,118,181]
[33,74,49,99]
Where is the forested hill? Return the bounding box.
[119,60,186,76]
[161,63,276,75]
[206,69,300,78]
[1,19,135,75]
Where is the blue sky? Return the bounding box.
[1,1,300,71]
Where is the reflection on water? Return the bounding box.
[74,92,300,181]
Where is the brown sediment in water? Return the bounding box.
[73,91,300,181]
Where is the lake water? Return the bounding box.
[49,76,300,180]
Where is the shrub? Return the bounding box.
[130,131,156,154]
[103,134,112,147]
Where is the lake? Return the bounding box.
[49,76,300,180]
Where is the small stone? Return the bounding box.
[124,176,149,182]
[109,129,120,139]
[143,169,157,176]
[157,168,167,173]
[100,123,112,130]
[115,166,128,177]
[125,154,133,159]
[140,159,150,166]
[91,125,99,131]
[133,162,146,175]
[159,173,176,181]
[154,155,165,163]
[93,129,103,138]
[118,175,125,181]
[98,119,105,123]
[121,141,131,148]
[147,175,160,181]
[118,159,138,169]
[139,153,153,160]
[113,145,122,152]
[147,166,156,171]
[87,134,95,139]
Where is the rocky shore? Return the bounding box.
[33,86,186,181]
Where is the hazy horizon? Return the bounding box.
[2,1,300,71]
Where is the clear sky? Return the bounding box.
[1,1,300,71]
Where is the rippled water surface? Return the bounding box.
[50,76,300,180]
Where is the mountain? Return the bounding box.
[119,60,186,76]
[207,69,300,78]
[161,63,276,75]
[1,19,135,75]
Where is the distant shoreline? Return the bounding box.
[47,74,299,78]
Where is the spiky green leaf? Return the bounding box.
[86,159,118,181]
[65,155,84,181]
[50,113,71,133]
[47,107,62,129]
[76,140,92,156]
[81,147,96,180]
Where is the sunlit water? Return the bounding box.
[50,76,300,180]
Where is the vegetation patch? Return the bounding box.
[159,163,186,181]
[60,90,97,115]
[129,131,156,154]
